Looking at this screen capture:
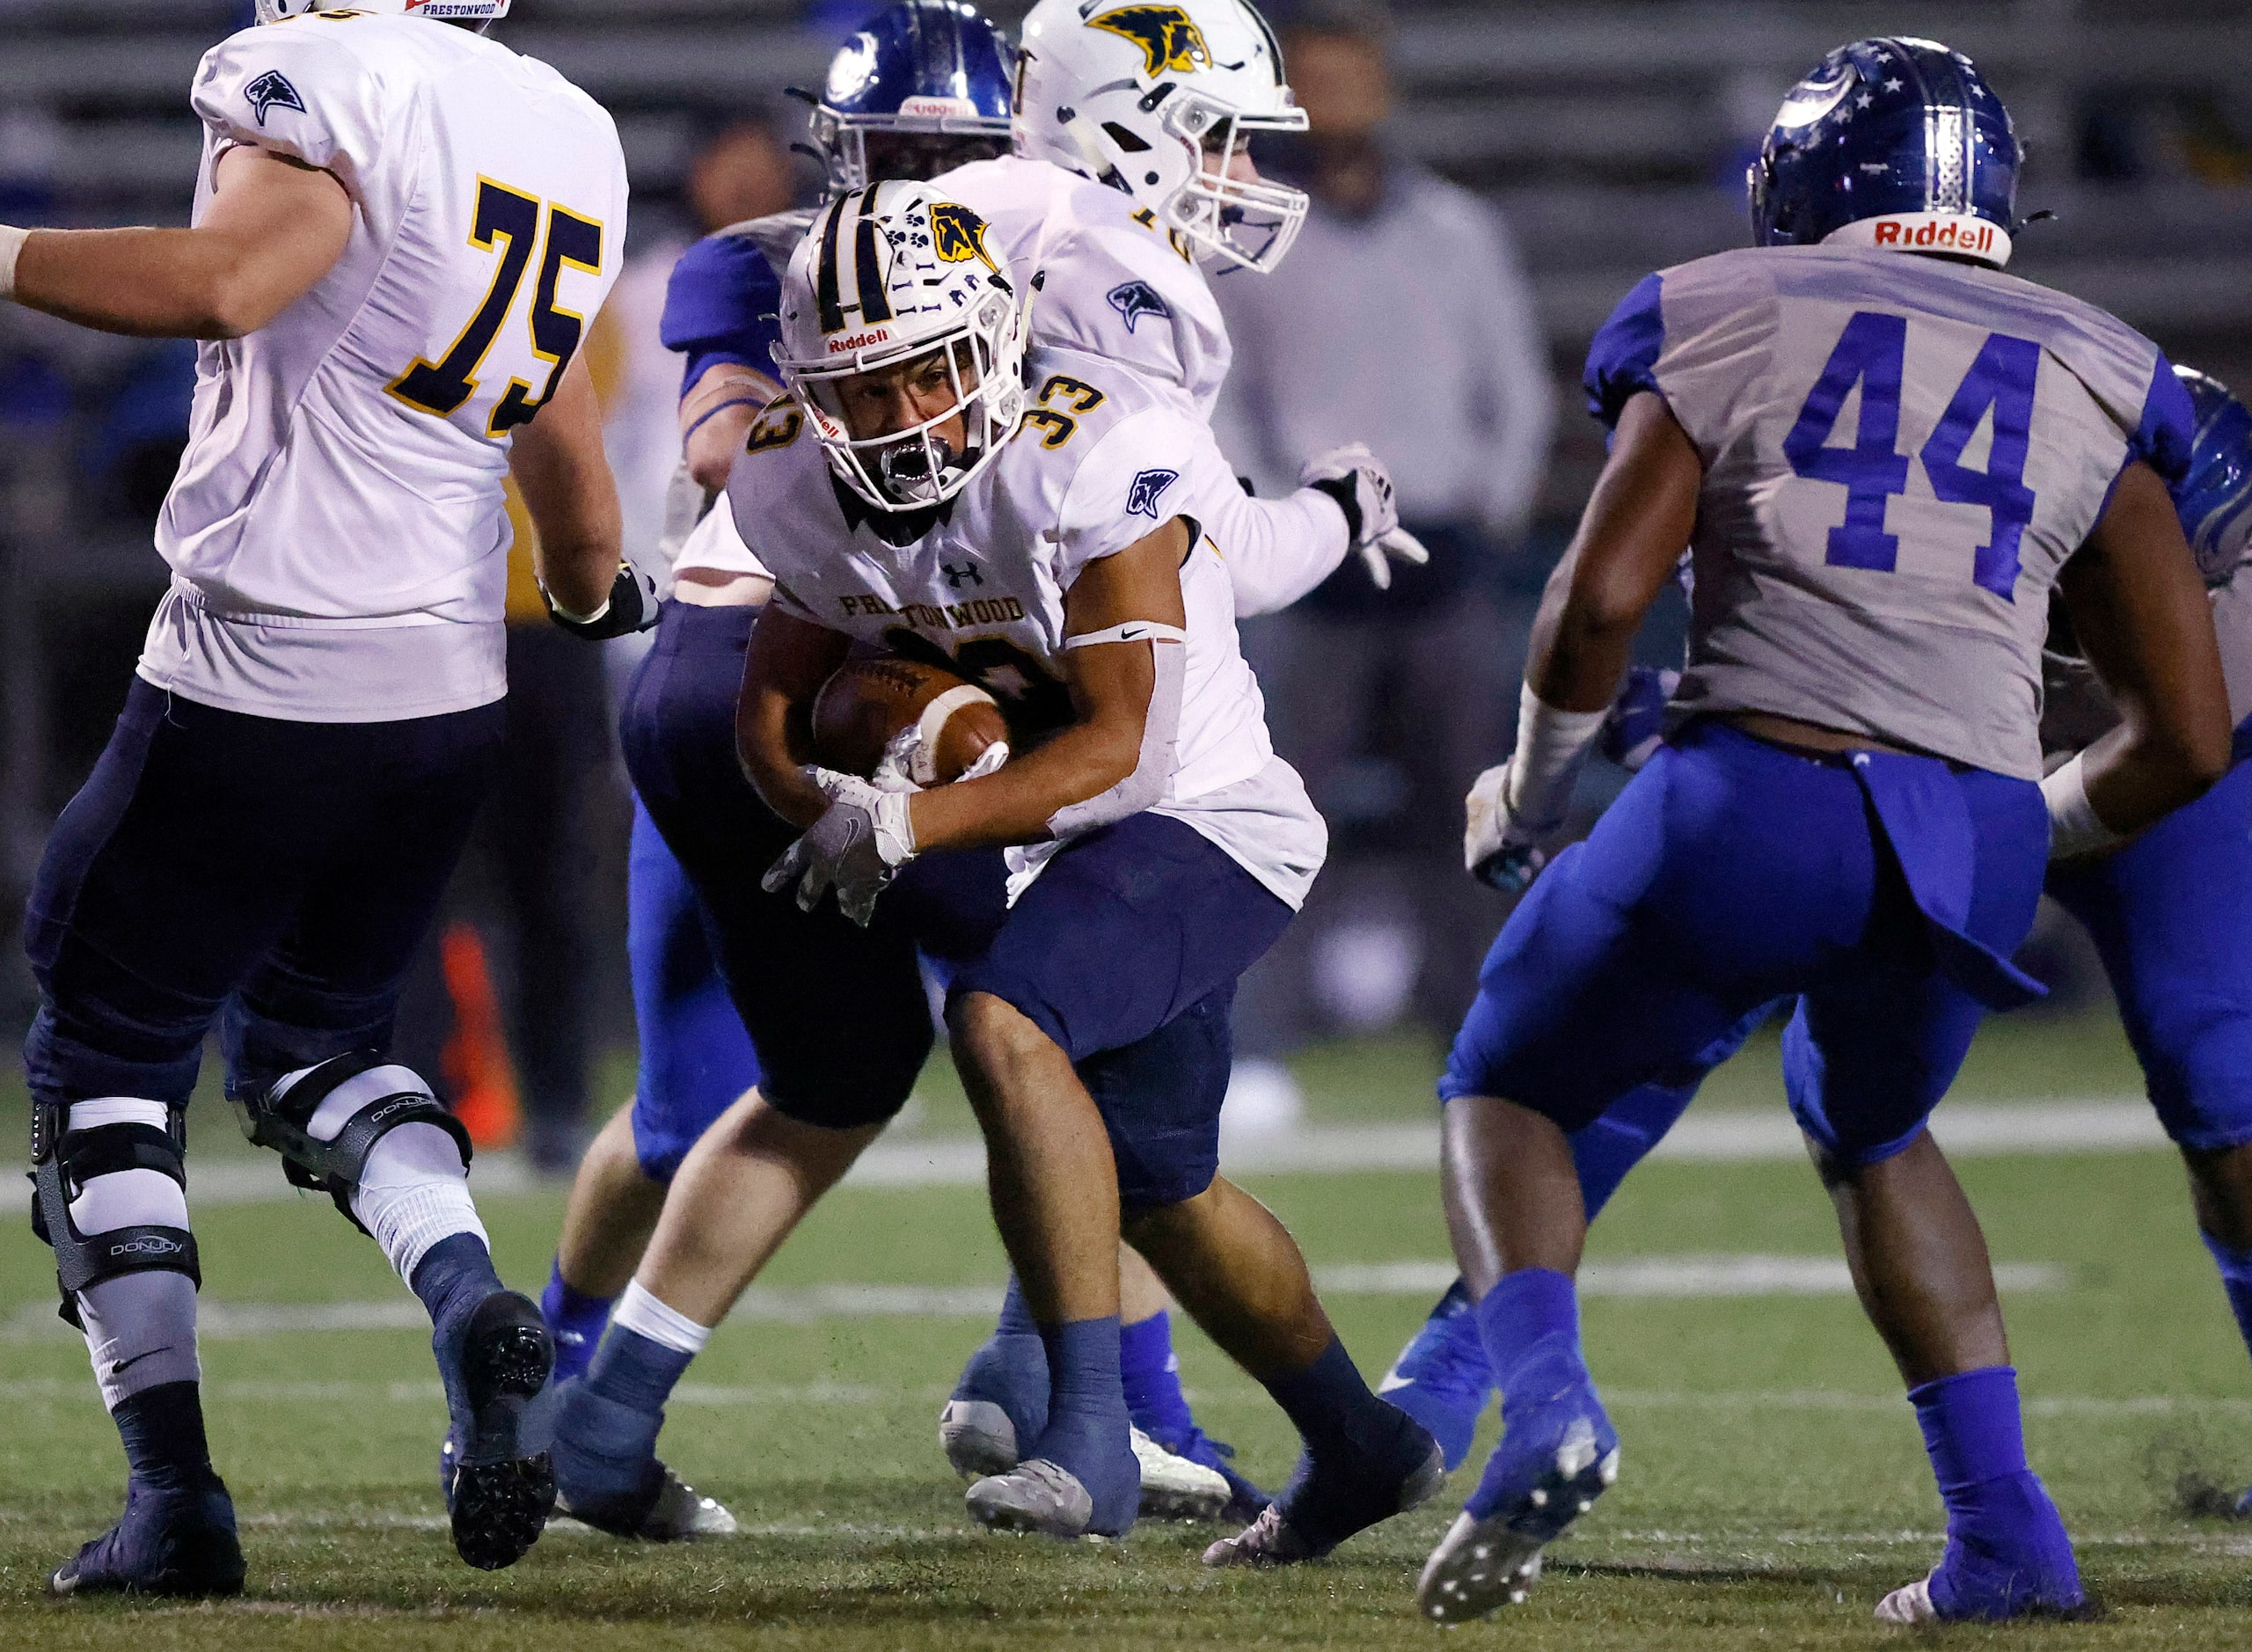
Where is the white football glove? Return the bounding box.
[761,768,918,927]
[1299,442,1431,591]
[1463,761,1551,894]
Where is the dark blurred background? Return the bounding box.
[0,0,2246,1153]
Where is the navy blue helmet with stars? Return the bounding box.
[1750,38,2021,269]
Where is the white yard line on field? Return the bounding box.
[0,1100,2175,1217]
[0,1255,2066,1344]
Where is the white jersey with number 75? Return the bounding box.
[161,11,625,638]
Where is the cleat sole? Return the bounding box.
[1416,1439,1617,1621]
[448,1295,558,1570]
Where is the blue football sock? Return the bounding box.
[1263,1336,1402,1461]
[996,1274,1038,1338]
[113,1380,216,1492]
[2200,1232,2252,1367]
[585,1324,696,1415]
[1473,1267,1581,1390]
[1466,1268,1613,1524]
[1910,1365,2081,1615]
[541,1260,613,1385]
[1262,1337,1437,1553]
[409,1232,504,1333]
[1031,1315,1136,1532]
[1120,1310,1195,1442]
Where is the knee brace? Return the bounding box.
[229,1051,472,1224]
[29,1096,200,1328]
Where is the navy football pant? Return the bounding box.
[620,600,1287,1206]
[1443,720,2049,1166]
[619,600,1005,1131]
[25,678,506,1107]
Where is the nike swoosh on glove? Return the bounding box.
[1299,442,1431,591]
[761,768,918,926]
[1463,761,1549,894]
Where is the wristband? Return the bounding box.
[0,225,27,300]
[681,394,764,445]
[1503,683,1610,832]
[2039,750,2125,859]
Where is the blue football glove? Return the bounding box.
[1601,666,1679,773]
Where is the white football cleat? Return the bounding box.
[939,1400,1018,1480]
[1874,1575,1937,1625]
[940,1400,1230,1521]
[1130,1427,1232,1521]
[966,1458,1094,1539]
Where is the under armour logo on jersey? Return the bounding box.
[942,560,984,588]
[1108,281,1172,334]
[1087,5,1218,77]
[243,70,305,128]
[1126,468,1181,518]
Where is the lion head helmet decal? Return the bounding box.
[928,202,998,271]
[1086,4,1217,77]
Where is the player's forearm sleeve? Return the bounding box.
[1214,486,1353,618]
[0,225,26,299]
[1044,637,1186,839]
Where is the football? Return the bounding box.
[809,653,1011,785]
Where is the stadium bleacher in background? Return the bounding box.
[0,0,2248,1007]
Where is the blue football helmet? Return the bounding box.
[2175,366,2252,588]
[1750,38,2020,268]
[809,0,1015,192]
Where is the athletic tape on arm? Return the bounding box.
[1046,632,1187,838]
[1503,683,1610,832]
[0,225,26,300]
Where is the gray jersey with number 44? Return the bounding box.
[1585,245,2193,780]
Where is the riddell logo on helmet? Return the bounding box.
[899,96,977,119]
[1870,217,1997,255]
[828,328,893,354]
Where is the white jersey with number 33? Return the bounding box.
[139,11,626,722]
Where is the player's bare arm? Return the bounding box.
[508,354,625,622]
[908,518,1191,852]
[680,362,779,493]
[737,604,858,828]
[2052,458,2232,842]
[1523,391,1703,713]
[3,146,350,339]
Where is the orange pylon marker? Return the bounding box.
[438,920,521,1151]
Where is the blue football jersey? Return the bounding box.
[1586,245,2194,779]
[660,208,813,398]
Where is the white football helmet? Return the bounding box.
[773,181,1028,511]
[254,0,509,24]
[1014,0,1309,273]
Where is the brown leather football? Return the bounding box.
[809,654,1011,784]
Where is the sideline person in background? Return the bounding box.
[1215,0,1554,1103]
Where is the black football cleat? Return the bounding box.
[50,1475,245,1598]
[436,1290,557,1570]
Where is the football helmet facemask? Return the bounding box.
[774,181,1027,511]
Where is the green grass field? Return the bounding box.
[7,1012,2252,1649]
